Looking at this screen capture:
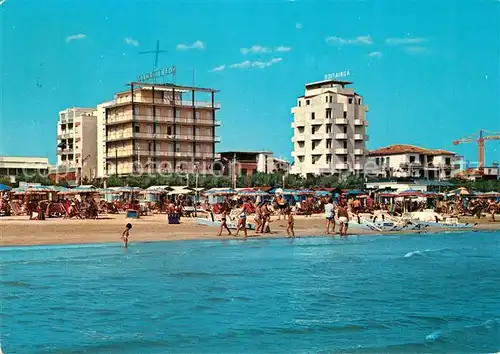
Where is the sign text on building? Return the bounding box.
[324,70,350,81]
[137,66,176,83]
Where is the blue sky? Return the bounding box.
[1,0,499,166]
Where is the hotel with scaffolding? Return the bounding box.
[96,82,221,177]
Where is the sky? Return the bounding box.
[0,0,499,166]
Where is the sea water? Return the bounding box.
[1,231,499,353]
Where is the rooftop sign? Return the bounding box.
[324,70,350,81]
[137,66,176,83]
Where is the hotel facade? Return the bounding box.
[290,79,369,176]
[96,82,220,178]
[56,107,98,181]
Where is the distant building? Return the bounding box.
[290,79,369,177]
[96,81,221,177]
[367,144,463,180]
[56,107,98,182]
[217,151,290,176]
[0,156,50,183]
[455,166,499,181]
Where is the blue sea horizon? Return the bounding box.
[1,231,499,353]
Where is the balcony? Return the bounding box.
[107,114,221,126]
[354,148,364,155]
[354,163,363,170]
[354,134,364,140]
[58,148,74,155]
[292,134,305,142]
[335,133,348,140]
[291,121,305,128]
[335,118,348,125]
[335,163,349,170]
[58,131,74,140]
[335,148,348,155]
[111,96,221,109]
[354,119,365,126]
[106,150,135,158]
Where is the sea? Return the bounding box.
[1,231,499,353]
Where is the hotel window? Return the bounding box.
[343,111,347,118]
[311,112,315,120]
[326,108,332,119]
[376,158,380,165]
[306,100,310,105]
[175,110,180,118]
[343,156,348,163]
[298,127,304,133]
[298,141,305,148]
[343,141,347,149]
[134,106,140,115]
[326,96,329,103]
[409,156,416,163]
[298,156,304,163]
[167,126,172,135]
[326,154,332,164]
[187,111,193,119]
[206,111,212,119]
[445,157,451,165]
[343,126,347,134]
[326,139,332,148]
[330,96,333,103]
[326,124,332,133]
[298,101,301,107]
[348,98,353,104]
[195,111,200,119]
[134,125,140,133]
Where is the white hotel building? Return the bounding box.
[290,79,369,176]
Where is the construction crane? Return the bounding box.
[453,130,500,172]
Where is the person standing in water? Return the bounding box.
[286,206,295,238]
[337,202,349,237]
[324,198,335,234]
[122,223,132,248]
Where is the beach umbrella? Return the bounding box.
[0,184,11,191]
[238,189,268,196]
[116,186,142,193]
[346,189,364,196]
[204,188,236,196]
[296,189,314,195]
[315,190,331,197]
[399,189,423,197]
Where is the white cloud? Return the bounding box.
[326,35,373,45]
[404,46,427,54]
[210,64,226,72]
[125,37,139,47]
[176,40,205,50]
[385,37,428,45]
[296,23,302,29]
[230,58,283,69]
[240,45,271,55]
[276,46,292,52]
[368,51,382,58]
[65,34,86,43]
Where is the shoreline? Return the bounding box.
[1,214,499,248]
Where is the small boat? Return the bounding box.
[196,217,256,230]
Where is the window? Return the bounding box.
[298,127,304,133]
[343,111,347,118]
[375,157,380,165]
[167,126,172,135]
[134,125,140,133]
[386,157,390,165]
[326,124,332,133]
[343,126,347,134]
[409,156,416,163]
[348,98,353,104]
[134,106,140,115]
[312,141,317,150]
[298,141,305,148]
[206,111,212,119]
[311,112,315,120]
[358,98,362,104]
[343,156,348,163]
[298,156,304,163]
[311,127,316,134]
[343,141,347,149]
[195,111,200,119]
[326,96,328,103]
[326,108,332,119]
[306,100,310,105]
[326,139,332,148]
[326,154,332,164]
[329,96,333,103]
[175,110,180,118]
[445,158,451,165]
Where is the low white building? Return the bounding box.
[0,156,50,182]
[367,144,463,180]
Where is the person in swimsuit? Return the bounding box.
[122,223,132,248]
[276,194,287,220]
[235,200,250,239]
[217,206,232,236]
[337,202,349,237]
[254,202,263,233]
[286,207,295,238]
[324,198,335,234]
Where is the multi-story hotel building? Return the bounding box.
[56,107,98,181]
[367,144,464,180]
[97,82,220,177]
[290,79,369,176]
[0,156,50,183]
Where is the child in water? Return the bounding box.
[122,223,132,248]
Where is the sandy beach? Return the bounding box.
[0,213,499,247]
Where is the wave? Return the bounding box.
[404,247,452,258]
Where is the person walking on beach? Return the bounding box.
[254,202,263,233]
[235,199,251,239]
[286,207,295,238]
[325,198,335,234]
[337,202,349,237]
[122,223,132,248]
[217,207,232,236]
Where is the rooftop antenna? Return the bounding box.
[139,40,168,70]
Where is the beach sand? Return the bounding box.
[0,214,499,247]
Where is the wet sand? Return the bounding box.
[0,214,499,247]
